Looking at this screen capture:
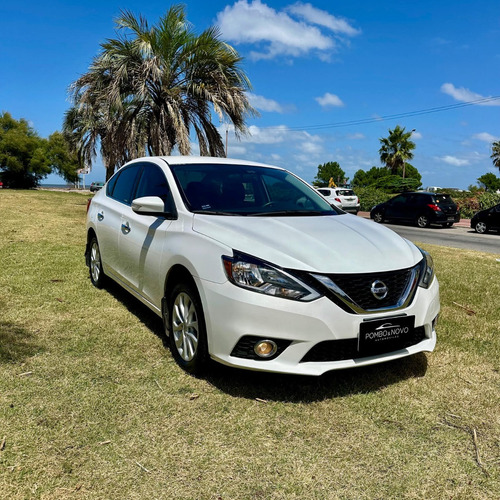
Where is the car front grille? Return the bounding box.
[300,326,426,362]
[308,263,422,314]
[330,269,414,310]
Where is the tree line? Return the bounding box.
[314,124,500,193]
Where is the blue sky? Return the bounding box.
[1,0,499,188]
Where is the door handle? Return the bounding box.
[97,211,104,221]
[121,222,131,234]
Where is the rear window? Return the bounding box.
[432,194,454,205]
[337,189,354,196]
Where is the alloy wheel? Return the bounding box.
[172,292,199,362]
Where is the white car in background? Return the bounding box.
[316,187,360,214]
[85,156,439,376]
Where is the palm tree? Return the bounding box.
[491,140,500,172]
[379,125,416,178]
[65,5,257,180]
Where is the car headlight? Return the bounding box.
[222,252,320,301]
[418,248,435,288]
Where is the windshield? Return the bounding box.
[169,163,341,216]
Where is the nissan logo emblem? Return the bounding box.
[371,280,388,300]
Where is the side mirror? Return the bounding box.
[131,196,176,219]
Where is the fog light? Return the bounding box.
[254,340,278,358]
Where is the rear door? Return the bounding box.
[95,165,142,278]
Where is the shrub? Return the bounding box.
[354,187,393,212]
[454,192,500,219]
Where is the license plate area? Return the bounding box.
[358,316,415,356]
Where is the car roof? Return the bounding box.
[158,155,281,170]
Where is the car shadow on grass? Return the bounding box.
[205,354,428,403]
[0,321,43,364]
[102,278,428,403]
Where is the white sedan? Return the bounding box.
[86,157,439,376]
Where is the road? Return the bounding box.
[377,221,500,254]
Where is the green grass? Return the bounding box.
[0,189,499,499]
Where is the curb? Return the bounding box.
[357,211,470,228]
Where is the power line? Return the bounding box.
[261,95,500,132]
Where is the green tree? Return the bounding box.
[313,161,346,187]
[352,164,421,191]
[379,125,416,177]
[491,140,500,172]
[0,113,79,188]
[352,166,386,187]
[477,172,500,192]
[65,5,257,180]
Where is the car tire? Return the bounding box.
[168,280,208,376]
[416,214,429,228]
[89,236,106,288]
[474,221,488,234]
[372,211,384,223]
[444,222,453,228]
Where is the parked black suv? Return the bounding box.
[471,203,500,234]
[371,192,460,228]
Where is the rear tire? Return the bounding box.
[167,280,208,376]
[416,214,429,228]
[474,221,488,234]
[89,237,106,288]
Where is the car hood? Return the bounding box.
[192,213,422,273]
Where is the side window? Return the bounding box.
[135,165,170,200]
[135,164,175,212]
[109,165,142,205]
[106,172,119,196]
[391,195,407,205]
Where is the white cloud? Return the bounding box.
[347,133,365,140]
[441,83,500,106]
[287,2,361,36]
[299,140,324,155]
[473,132,499,142]
[216,0,359,60]
[438,155,470,166]
[228,145,248,156]
[248,93,285,113]
[315,92,344,107]
[411,131,422,140]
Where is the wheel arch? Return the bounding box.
[85,227,98,267]
[162,264,199,337]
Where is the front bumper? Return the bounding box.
[196,275,440,376]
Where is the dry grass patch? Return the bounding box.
[0,189,499,499]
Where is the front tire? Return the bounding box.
[372,211,384,223]
[416,214,429,228]
[89,237,106,288]
[168,281,208,375]
[474,221,488,234]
